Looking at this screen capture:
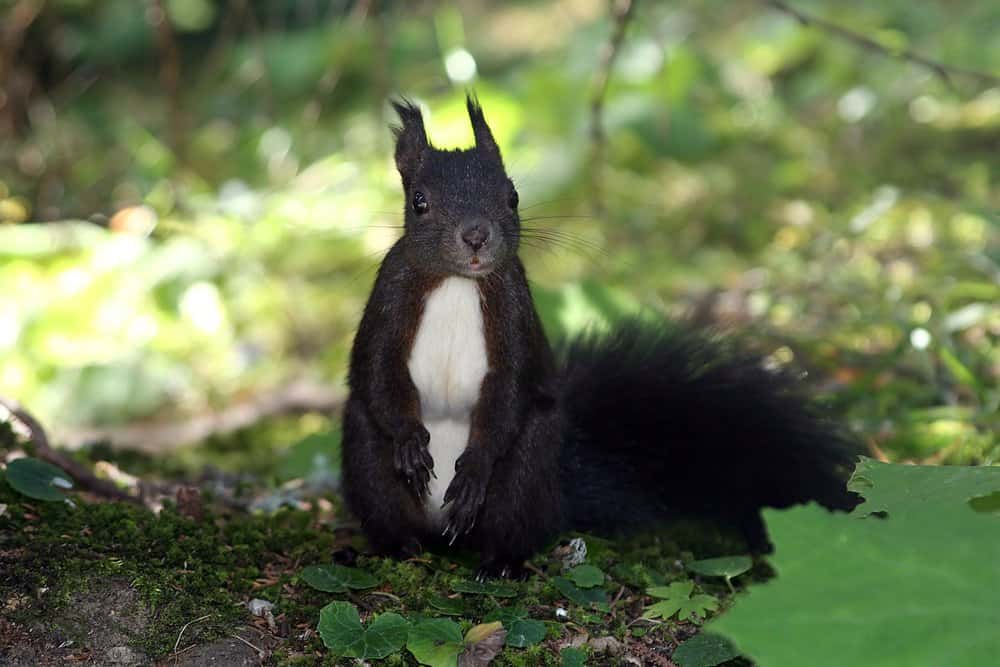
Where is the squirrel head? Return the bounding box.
[391,95,519,278]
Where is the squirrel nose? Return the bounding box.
[460,221,491,252]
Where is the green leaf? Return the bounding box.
[407,618,464,667]
[427,594,465,616]
[561,646,587,667]
[849,457,1000,517]
[5,457,73,502]
[317,601,408,660]
[938,347,979,391]
[463,620,504,645]
[647,580,693,599]
[483,607,546,648]
[643,581,718,623]
[451,579,519,597]
[552,577,610,611]
[567,564,604,588]
[672,632,740,667]
[300,564,378,593]
[712,461,1000,667]
[686,556,752,580]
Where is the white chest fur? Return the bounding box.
[407,277,489,520]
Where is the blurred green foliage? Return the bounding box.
[0,0,997,464]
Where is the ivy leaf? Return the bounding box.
[452,579,519,597]
[407,618,464,667]
[300,564,378,593]
[643,581,718,623]
[5,457,73,502]
[428,594,466,616]
[483,607,546,648]
[687,556,751,579]
[561,646,587,666]
[672,632,740,667]
[687,555,752,592]
[317,601,408,659]
[567,564,604,588]
[552,576,609,611]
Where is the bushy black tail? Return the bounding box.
[557,321,861,549]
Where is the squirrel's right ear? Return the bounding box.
[391,99,428,184]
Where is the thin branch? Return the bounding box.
[0,397,143,505]
[0,0,44,136]
[173,614,212,655]
[55,378,344,453]
[149,0,184,152]
[588,0,637,217]
[235,0,275,118]
[308,0,373,122]
[764,0,1000,90]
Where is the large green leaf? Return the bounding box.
[317,601,408,660]
[849,457,1000,516]
[300,564,378,593]
[712,461,1000,667]
[5,458,73,502]
[407,618,464,667]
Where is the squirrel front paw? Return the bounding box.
[442,450,490,544]
[393,419,434,497]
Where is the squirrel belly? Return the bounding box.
[406,276,489,524]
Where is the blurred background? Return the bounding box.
[0,0,997,483]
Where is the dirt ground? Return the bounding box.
[0,577,278,667]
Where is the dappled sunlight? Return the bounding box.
[0,1,996,463]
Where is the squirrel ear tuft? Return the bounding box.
[391,98,428,183]
[466,93,501,159]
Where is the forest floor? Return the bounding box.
[0,421,759,667]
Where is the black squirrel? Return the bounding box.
[341,96,859,579]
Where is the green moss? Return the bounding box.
[1,465,755,664]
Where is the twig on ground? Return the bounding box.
[56,378,344,453]
[173,613,212,655]
[763,0,1000,90]
[230,632,266,659]
[524,562,548,580]
[588,0,637,216]
[609,585,627,619]
[0,397,143,505]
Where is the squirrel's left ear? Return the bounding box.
[392,99,429,185]
[466,94,501,159]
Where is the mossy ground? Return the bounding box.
[0,451,761,666]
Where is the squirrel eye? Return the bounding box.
[412,191,429,215]
[508,188,519,210]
